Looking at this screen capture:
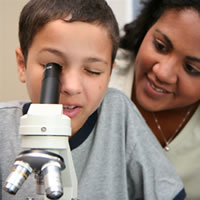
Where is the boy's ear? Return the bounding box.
[16,48,26,83]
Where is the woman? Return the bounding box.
[109,0,200,199]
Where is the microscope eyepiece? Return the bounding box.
[40,63,62,104]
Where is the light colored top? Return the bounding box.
[0,89,185,200]
[166,105,200,200]
[110,49,200,200]
[109,49,134,97]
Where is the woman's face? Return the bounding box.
[135,8,200,112]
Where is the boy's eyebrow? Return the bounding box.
[39,48,66,58]
[39,48,108,65]
[155,29,173,49]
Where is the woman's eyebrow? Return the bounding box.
[155,29,200,62]
[155,29,173,49]
[186,56,200,63]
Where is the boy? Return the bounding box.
[0,0,186,199]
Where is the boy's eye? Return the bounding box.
[184,63,200,76]
[42,63,63,70]
[153,39,168,53]
[85,68,101,75]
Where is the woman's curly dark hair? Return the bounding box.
[120,0,200,55]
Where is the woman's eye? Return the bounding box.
[153,40,168,53]
[185,63,200,76]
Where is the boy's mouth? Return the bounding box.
[63,105,81,118]
[63,105,77,110]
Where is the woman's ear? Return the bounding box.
[16,48,26,83]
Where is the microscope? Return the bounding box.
[4,63,78,200]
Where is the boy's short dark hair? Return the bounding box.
[120,0,200,55]
[19,0,120,64]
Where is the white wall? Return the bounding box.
[106,0,133,30]
[0,0,136,101]
[0,0,29,101]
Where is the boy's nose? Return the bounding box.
[60,70,82,95]
[152,58,179,84]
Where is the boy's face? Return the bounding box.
[16,20,114,135]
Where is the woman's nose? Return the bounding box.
[60,70,82,95]
[152,57,179,84]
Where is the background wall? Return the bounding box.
[0,0,29,101]
[106,0,133,29]
[0,0,141,101]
